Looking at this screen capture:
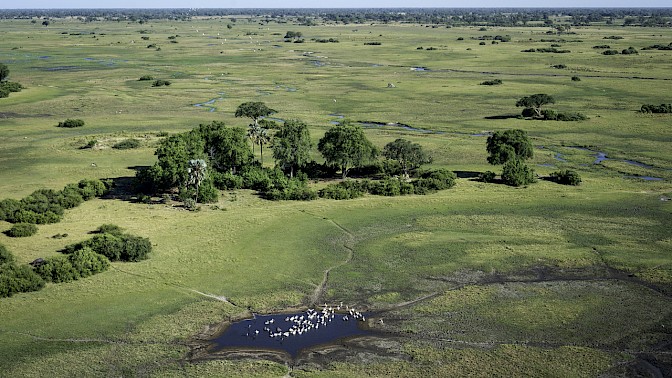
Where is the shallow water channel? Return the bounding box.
[211,309,372,358]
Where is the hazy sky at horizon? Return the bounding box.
[2,1,670,9]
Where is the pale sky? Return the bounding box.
[2,1,670,9]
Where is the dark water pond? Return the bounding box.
[624,175,664,181]
[211,308,371,358]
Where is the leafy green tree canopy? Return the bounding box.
[382,138,432,177]
[235,102,276,126]
[272,119,313,178]
[516,94,555,118]
[318,123,378,179]
[486,129,533,165]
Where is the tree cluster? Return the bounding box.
[486,129,536,187]
[0,63,23,99]
[318,169,456,199]
[639,104,672,114]
[34,247,110,283]
[62,227,151,262]
[56,118,85,128]
[0,179,109,225]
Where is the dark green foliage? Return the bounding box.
[112,139,141,150]
[602,49,620,55]
[0,63,8,81]
[479,171,497,183]
[152,79,171,87]
[319,180,369,200]
[0,199,22,222]
[92,224,123,235]
[364,42,382,45]
[522,48,570,53]
[318,123,378,179]
[641,43,672,51]
[57,118,85,128]
[77,179,109,200]
[1,261,45,298]
[0,81,23,93]
[64,232,151,262]
[313,38,339,43]
[284,31,303,39]
[235,102,275,125]
[138,75,154,81]
[550,169,582,185]
[639,104,672,113]
[66,247,110,279]
[34,255,78,283]
[571,76,581,81]
[486,129,533,165]
[479,42,486,45]
[621,47,638,55]
[0,245,14,265]
[368,178,402,196]
[272,119,313,178]
[382,139,432,177]
[194,177,219,203]
[414,169,457,192]
[5,223,38,237]
[501,159,536,187]
[551,64,567,69]
[603,35,623,40]
[516,94,555,118]
[212,171,244,190]
[556,112,588,121]
[592,44,611,49]
[480,79,502,85]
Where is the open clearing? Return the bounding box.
[1,12,671,376]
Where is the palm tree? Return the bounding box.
[247,124,271,165]
[187,159,207,202]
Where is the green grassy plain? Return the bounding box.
[1,15,671,377]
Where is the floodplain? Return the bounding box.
[0,10,671,376]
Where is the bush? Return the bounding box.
[0,244,14,265]
[57,118,85,128]
[479,171,497,183]
[481,79,502,85]
[368,178,402,196]
[551,169,582,185]
[602,50,619,55]
[0,198,22,222]
[138,75,154,81]
[551,64,567,69]
[364,42,382,45]
[621,47,638,55]
[592,45,611,49]
[556,112,588,121]
[501,159,536,187]
[64,232,151,262]
[112,139,141,150]
[35,255,79,283]
[1,262,45,297]
[196,178,219,203]
[81,139,97,149]
[212,171,243,190]
[67,247,110,278]
[0,81,23,93]
[92,224,123,235]
[152,79,171,87]
[5,223,38,237]
[639,104,672,114]
[571,76,581,81]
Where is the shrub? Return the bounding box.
[138,75,154,81]
[57,118,85,128]
[212,171,244,190]
[1,262,45,297]
[639,104,672,113]
[0,244,14,264]
[152,79,171,87]
[550,169,582,185]
[64,232,151,262]
[571,76,581,81]
[479,171,497,183]
[77,179,109,200]
[481,79,502,85]
[0,198,22,222]
[364,42,382,45]
[592,45,611,49]
[602,50,619,55]
[0,81,23,93]
[67,247,110,278]
[35,255,79,283]
[501,159,536,187]
[621,47,638,55]
[551,64,567,69]
[196,178,219,203]
[556,112,588,121]
[112,139,141,150]
[5,223,38,237]
[319,180,368,200]
[368,178,402,196]
[92,224,123,235]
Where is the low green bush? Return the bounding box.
[479,171,497,183]
[112,139,141,150]
[57,118,85,128]
[1,258,45,297]
[551,169,582,185]
[5,223,38,237]
[481,79,502,85]
[64,231,151,262]
[152,79,171,87]
[138,75,154,81]
[501,159,536,187]
[639,104,672,114]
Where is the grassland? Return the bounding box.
[0,14,671,377]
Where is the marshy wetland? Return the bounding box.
[1,8,671,377]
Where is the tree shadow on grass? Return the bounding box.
[100,166,169,204]
[484,114,521,120]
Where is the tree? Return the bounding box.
[235,102,276,128]
[318,123,378,179]
[0,64,8,81]
[486,129,533,165]
[198,122,254,174]
[272,119,313,178]
[247,123,270,165]
[516,94,555,118]
[187,159,208,202]
[383,138,432,178]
